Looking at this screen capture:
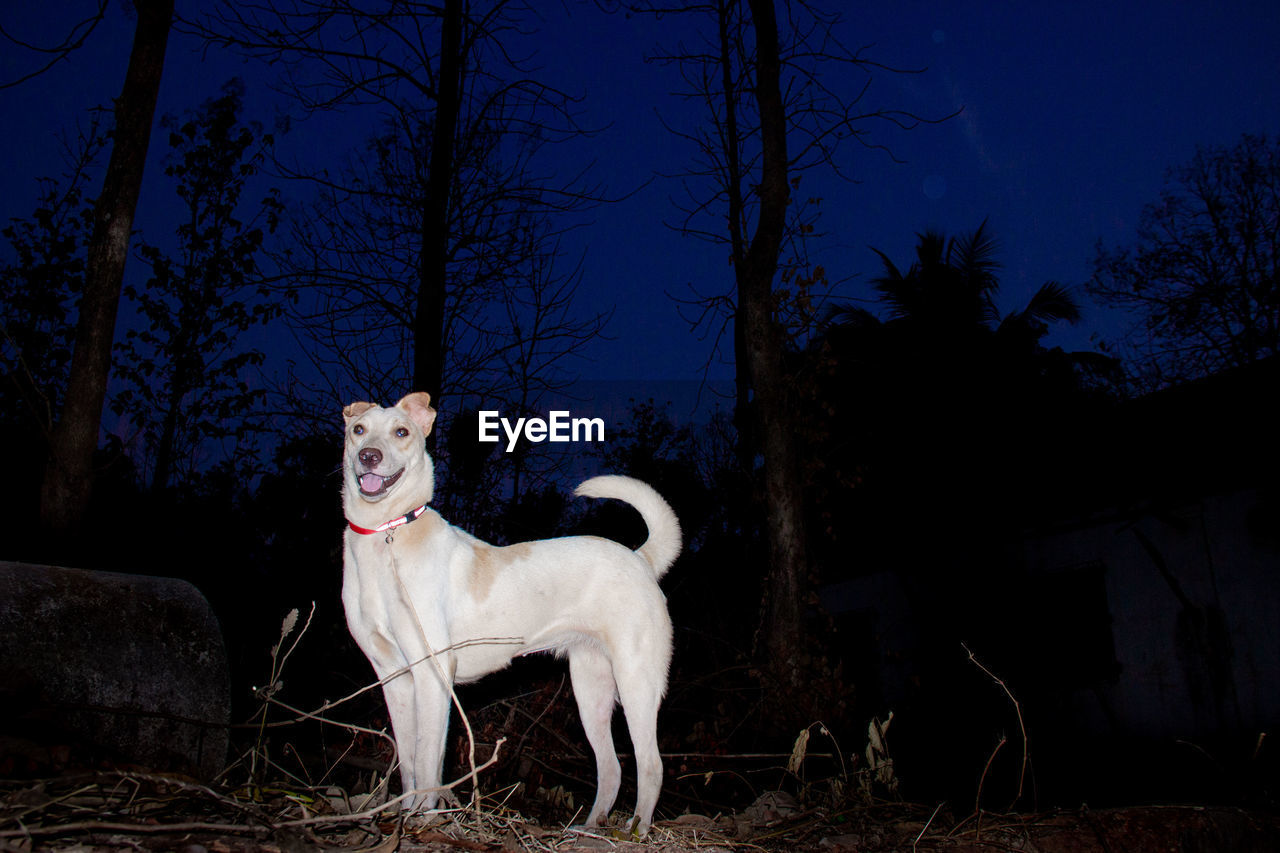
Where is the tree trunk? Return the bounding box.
[151,369,188,493]
[414,0,463,401]
[715,0,755,469]
[40,0,174,537]
[740,0,809,688]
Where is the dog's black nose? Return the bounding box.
[358,448,383,469]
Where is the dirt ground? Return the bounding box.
[394,804,1280,853]
[4,773,1280,852]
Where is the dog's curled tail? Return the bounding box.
[575,475,682,578]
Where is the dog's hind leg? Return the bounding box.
[615,661,666,835]
[569,645,621,827]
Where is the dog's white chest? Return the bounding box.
[343,534,446,669]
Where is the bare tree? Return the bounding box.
[185,1,606,429]
[613,0,943,690]
[40,0,174,537]
[280,104,604,416]
[639,0,934,402]
[735,0,806,689]
[1089,133,1280,389]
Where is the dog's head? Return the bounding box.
[341,391,438,526]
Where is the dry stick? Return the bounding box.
[251,604,316,779]
[275,602,316,675]
[277,738,508,828]
[268,636,511,807]
[1,818,276,840]
[912,801,947,852]
[1,783,100,829]
[973,734,1008,836]
[266,694,398,744]
[662,751,838,760]
[204,598,520,823]
[231,628,524,796]
[239,602,521,818]
[962,643,1029,812]
[251,635,524,732]
[0,744,507,841]
[0,771,282,840]
[507,678,589,762]
[389,547,485,814]
[241,575,520,815]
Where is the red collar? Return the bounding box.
[348,503,430,536]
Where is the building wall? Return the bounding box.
[1017,487,1280,740]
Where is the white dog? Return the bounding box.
[340,392,681,834]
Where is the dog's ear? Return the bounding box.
[396,391,438,438]
[343,401,377,424]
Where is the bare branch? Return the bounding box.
[0,0,109,89]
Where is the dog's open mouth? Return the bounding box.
[357,468,404,497]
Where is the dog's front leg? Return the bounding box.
[406,659,454,813]
[375,664,421,801]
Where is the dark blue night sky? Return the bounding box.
[4,2,1279,387]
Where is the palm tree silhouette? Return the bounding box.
[817,220,1114,407]
[868,220,1081,354]
[801,221,1116,580]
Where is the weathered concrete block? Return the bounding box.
[0,561,229,779]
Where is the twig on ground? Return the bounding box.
[963,643,1029,812]
[278,736,508,828]
[0,740,507,843]
[913,801,946,851]
[974,733,1007,821]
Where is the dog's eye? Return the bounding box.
[353,424,365,436]
[396,427,409,438]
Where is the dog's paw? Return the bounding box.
[566,817,649,842]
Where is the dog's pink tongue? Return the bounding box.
[359,473,384,494]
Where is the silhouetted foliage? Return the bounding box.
[111,79,283,492]
[805,223,1116,584]
[1089,133,1280,389]
[780,224,1127,801]
[0,117,105,440]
